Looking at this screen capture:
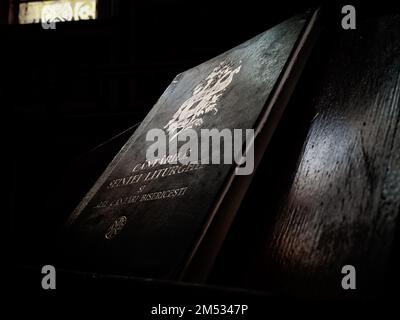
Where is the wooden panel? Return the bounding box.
[249,14,400,298]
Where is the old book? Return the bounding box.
[62,10,320,282]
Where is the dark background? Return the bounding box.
[5,0,400,306]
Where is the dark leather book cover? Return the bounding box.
[62,10,320,281]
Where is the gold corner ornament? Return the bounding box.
[105,216,127,240]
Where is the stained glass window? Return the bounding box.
[18,0,97,24]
